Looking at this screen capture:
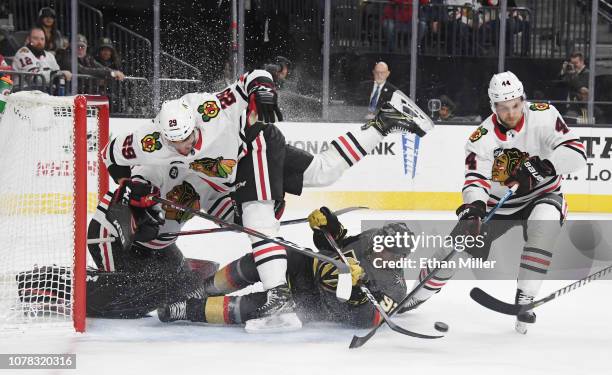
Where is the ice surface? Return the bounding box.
[1,210,611,375]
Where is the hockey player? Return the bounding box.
[102,68,433,330]
[156,207,410,331]
[16,163,223,319]
[400,71,587,334]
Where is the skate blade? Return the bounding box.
[245,312,302,334]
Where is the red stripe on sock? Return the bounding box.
[339,135,361,161]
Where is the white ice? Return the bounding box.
[1,210,611,375]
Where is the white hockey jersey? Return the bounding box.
[91,164,234,266]
[462,102,587,215]
[103,70,272,193]
[12,46,60,84]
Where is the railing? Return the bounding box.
[160,52,201,80]
[2,70,47,92]
[329,0,591,58]
[600,0,612,23]
[8,0,103,48]
[106,22,152,78]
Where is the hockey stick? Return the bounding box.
[164,206,369,237]
[349,185,518,349]
[151,196,353,302]
[321,230,443,340]
[86,207,369,244]
[470,263,612,316]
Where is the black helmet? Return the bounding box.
[264,56,292,82]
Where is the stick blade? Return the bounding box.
[470,287,520,315]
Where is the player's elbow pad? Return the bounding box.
[548,146,587,175]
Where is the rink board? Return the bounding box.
[109,118,612,213]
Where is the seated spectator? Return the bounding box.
[434,95,456,121]
[56,34,125,94]
[11,27,71,91]
[94,38,122,71]
[36,7,63,53]
[383,0,428,53]
[565,87,603,124]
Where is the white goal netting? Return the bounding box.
[0,91,105,332]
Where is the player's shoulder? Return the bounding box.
[525,101,562,129]
[466,115,494,144]
[180,92,224,123]
[15,47,31,56]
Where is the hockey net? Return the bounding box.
[0,91,108,333]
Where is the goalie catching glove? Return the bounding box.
[492,148,556,195]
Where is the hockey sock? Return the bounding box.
[517,246,552,297]
[242,201,288,290]
[518,204,561,297]
[203,254,260,295]
[303,127,382,187]
[411,250,468,302]
[187,293,267,324]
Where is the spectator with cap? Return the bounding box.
[434,95,456,121]
[57,34,125,94]
[94,37,123,71]
[35,7,63,53]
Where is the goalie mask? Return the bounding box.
[157,98,196,142]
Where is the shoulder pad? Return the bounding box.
[469,125,489,143]
[529,102,551,111]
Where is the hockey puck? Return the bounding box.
[434,321,449,332]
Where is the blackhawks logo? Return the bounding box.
[469,126,488,143]
[197,100,220,122]
[141,132,162,152]
[529,102,550,111]
[163,181,201,223]
[492,148,527,183]
[190,157,237,178]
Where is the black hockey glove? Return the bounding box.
[507,156,556,195]
[133,205,165,242]
[308,206,348,250]
[116,179,161,208]
[247,77,283,124]
[454,200,486,237]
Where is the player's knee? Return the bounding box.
[526,204,562,250]
[241,200,280,237]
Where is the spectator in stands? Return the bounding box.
[434,95,456,121]
[94,38,122,71]
[362,61,399,119]
[57,34,125,94]
[11,27,71,92]
[566,87,603,124]
[560,52,589,102]
[36,7,63,53]
[382,0,428,53]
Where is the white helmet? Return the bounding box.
[488,71,524,112]
[158,98,196,142]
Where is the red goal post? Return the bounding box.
[0,92,109,333]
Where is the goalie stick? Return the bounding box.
[87,206,368,244]
[321,230,443,340]
[349,185,518,349]
[470,263,612,316]
[150,196,353,302]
